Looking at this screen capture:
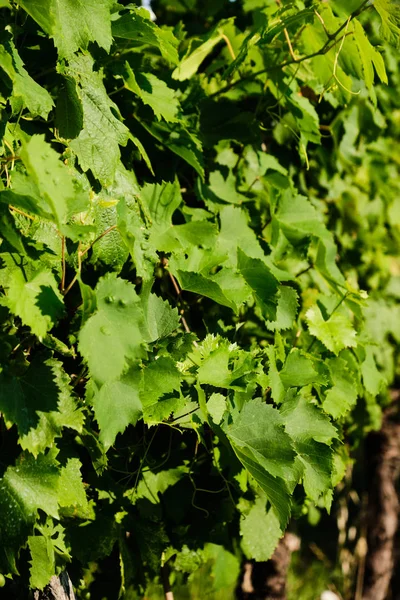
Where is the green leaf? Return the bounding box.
[265,286,299,331]
[28,535,55,590]
[323,357,358,419]
[237,249,279,320]
[0,34,53,118]
[353,20,388,89]
[93,378,142,450]
[266,346,285,405]
[132,467,186,504]
[20,135,90,228]
[1,269,64,338]
[65,54,130,185]
[361,346,386,397]
[142,120,204,179]
[112,7,179,64]
[0,451,60,570]
[140,357,182,422]
[374,0,400,48]
[176,270,237,311]
[79,274,145,385]
[306,305,357,355]
[0,357,83,456]
[172,21,231,81]
[225,399,296,527]
[123,65,180,123]
[281,390,338,501]
[280,350,328,389]
[240,497,282,561]
[17,0,113,58]
[141,292,180,343]
[217,206,265,268]
[58,458,88,509]
[207,393,226,425]
[208,170,247,205]
[140,179,182,230]
[276,192,344,284]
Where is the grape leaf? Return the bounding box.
[207,393,227,425]
[58,458,88,509]
[20,135,90,229]
[65,54,130,185]
[306,305,357,355]
[79,274,145,385]
[28,535,55,590]
[17,0,113,58]
[1,269,64,339]
[266,286,299,331]
[123,65,180,123]
[240,497,282,561]
[374,0,400,48]
[280,349,328,389]
[323,357,358,418]
[361,346,386,397]
[93,377,142,450]
[281,390,338,501]
[0,34,53,118]
[140,357,182,423]
[224,399,296,527]
[141,292,180,343]
[0,451,60,571]
[237,249,279,320]
[353,20,388,89]
[176,270,237,311]
[112,7,179,64]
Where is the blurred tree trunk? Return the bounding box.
[362,403,400,600]
[237,533,300,600]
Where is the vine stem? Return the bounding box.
[210,0,371,99]
[63,225,117,295]
[61,236,66,292]
[167,270,192,335]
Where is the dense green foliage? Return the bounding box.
[0,0,399,597]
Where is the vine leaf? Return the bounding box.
[281,390,338,502]
[0,34,53,118]
[17,0,113,58]
[123,64,180,123]
[323,357,358,418]
[112,7,179,64]
[374,0,400,48]
[20,135,90,229]
[1,269,64,339]
[240,497,282,562]
[224,398,296,528]
[79,274,145,385]
[306,305,357,355]
[0,356,83,456]
[93,378,143,450]
[64,54,130,185]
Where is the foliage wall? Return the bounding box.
[0,0,399,597]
